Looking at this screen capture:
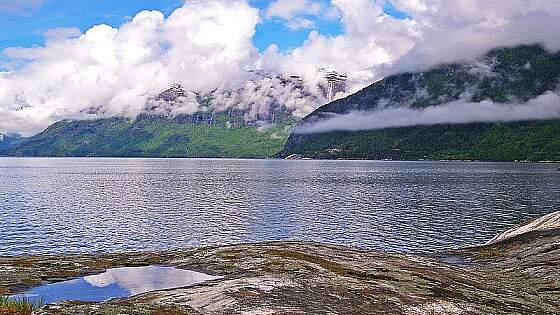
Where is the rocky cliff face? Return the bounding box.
[153,84,189,102]
[141,67,349,125]
[318,68,348,101]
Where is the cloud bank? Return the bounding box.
[1,0,260,134]
[2,0,560,134]
[296,91,560,134]
[265,0,560,89]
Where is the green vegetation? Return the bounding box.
[0,296,42,315]
[283,45,560,161]
[3,114,294,158]
[312,45,560,117]
[283,120,560,161]
[3,45,560,161]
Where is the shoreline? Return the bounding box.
[1,155,560,164]
[2,212,560,314]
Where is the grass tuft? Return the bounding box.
[0,296,43,315]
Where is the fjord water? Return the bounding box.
[1,158,559,255]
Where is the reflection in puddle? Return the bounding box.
[13,266,220,304]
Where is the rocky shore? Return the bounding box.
[1,212,560,314]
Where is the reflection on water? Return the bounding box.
[0,158,559,254]
[11,266,219,304]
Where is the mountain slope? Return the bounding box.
[0,134,23,153]
[281,45,560,161]
[281,120,560,161]
[2,115,293,158]
[4,45,560,160]
[0,71,334,158]
[308,45,560,116]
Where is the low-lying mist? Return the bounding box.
[296,91,560,134]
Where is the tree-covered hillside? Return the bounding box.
[282,120,560,162]
[307,45,560,118]
[0,134,23,152]
[281,45,560,161]
[2,115,293,158]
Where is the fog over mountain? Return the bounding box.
[2,0,560,135]
[296,91,560,134]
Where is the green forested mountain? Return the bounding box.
[281,121,560,161]
[280,45,560,161]
[307,45,560,116]
[3,44,560,160]
[0,73,309,158]
[1,115,292,158]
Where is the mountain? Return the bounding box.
[4,45,560,160]
[2,115,294,158]
[0,69,351,158]
[80,72,321,125]
[0,134,23,153]
[280,45,560,161]
[0,73,310,158]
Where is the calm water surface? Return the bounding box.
[1,158,559,255]
[11,266,219,304]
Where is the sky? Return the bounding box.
[0,1,184,51]
[0,0,343,55]
[1,0,560,135]
[0,1,410,54]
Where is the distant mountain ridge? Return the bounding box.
[280,44,560,161]
[1,114,293,158]
[3,45,560,160]
[0,67,354,158]
[83,71,327,124]
[0,134,23,153]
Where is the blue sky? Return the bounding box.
[0,0,185,51]
[0,0,406,54]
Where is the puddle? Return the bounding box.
[11,266,220,304]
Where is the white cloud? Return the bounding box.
[43,27,82,42]
[84,266,220,296]
[3,0,560,135]
[267,0,321,19]
[143,74,324,121]
[296,91,560,134]
[386,0,560,74]
[0,0,260,134]
[285,17,316,30]
[262,0,416,91]
[266,0,325,30]
[267,0,560,92]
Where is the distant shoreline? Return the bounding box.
[1,155,559,164]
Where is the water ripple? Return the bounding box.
[0,158,559,255]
